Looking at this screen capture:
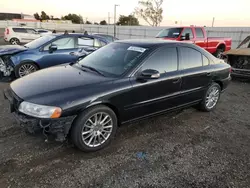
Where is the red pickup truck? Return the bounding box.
[156,26,232,58]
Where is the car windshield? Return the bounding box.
[25,35,56,49]
[77,43,148,77]
[156,28,183,38]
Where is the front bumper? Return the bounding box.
[3,88,76,142]
[13,112,76,142]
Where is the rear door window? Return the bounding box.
[12,28,27,33]
[78,37,94,47]
[195,28,205,38]
[179,47,202,69]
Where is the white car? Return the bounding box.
[4,26,41,45]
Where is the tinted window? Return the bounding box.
[44,37,75,50]
[78,37,94,47]
[13,28,27,33]
[180,47,202,69]
[181,28,194,39]
[195,28,204,38]
[142,47,178,74]
[203,55,209,66]
[156,28,183,38]
[78,43,147,77]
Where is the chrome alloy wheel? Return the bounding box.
[205,87,220,109]
[81,112,113,148]
[18,64,37,77]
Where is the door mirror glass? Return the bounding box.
[181,33,190,40]
[49,44,57,53]
[138,69,160,80]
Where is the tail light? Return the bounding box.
[5,28,9,35]
[229,67,232,73]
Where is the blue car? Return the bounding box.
[0,33,109,78]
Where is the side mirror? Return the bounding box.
[49,44,57,53]
[180,33,190,40]
[137,69,160,80]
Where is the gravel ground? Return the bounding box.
[0,80,250,188]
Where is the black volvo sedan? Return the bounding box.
[4,39,231,152]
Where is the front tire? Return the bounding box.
[70,105,118,152]
[9,38,20,45]
[15,62,38,78]
[198,83,221,112]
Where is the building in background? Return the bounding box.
[0,12,21,20]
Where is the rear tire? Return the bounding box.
[70,105,118,152]
[9,38,20,45]
[15,62,38,78]
[198,83,221,112]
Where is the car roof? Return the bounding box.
[115,39,188,48]
[7,26,35,29]
[92,33,113,37]
[52,33,109,42]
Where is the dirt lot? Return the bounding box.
[0,80,250,188]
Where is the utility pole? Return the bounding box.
[108,12,111,25]
[212,17,215,27]
[114,4,119,38]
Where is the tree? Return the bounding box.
[86,21,92,24]
[62,14,83,24]
[117,15,139,26]
[34,13,40,20]
[41,11,50,20]
[135,0,164,26]
[100,20,107,25]
[94,22,99,25]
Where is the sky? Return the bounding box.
[0,0,249,27]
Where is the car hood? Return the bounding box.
[224,48,250,56]
[10,65,114,105]
[0,45,27,55]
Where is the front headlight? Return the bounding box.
[19,101,62,119]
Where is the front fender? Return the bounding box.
[11,51,39,67]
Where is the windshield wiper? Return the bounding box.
[81,65,105,77]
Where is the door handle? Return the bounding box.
[173,78,181,84]
[69,52,75,56]
[207,72,212,76]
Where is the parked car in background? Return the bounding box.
[223,35,250,78]
[92,33,119,42]
[35,29,52,36]
[4,40,231,152]
[156,26,232,58]
[4,26,41,45]
[0,33,109,78]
